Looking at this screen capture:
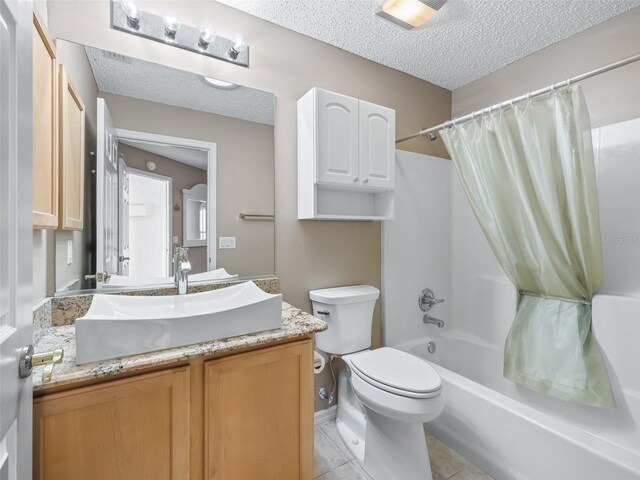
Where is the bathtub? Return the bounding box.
[395,314,640,480]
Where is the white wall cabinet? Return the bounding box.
[298,88,395,220]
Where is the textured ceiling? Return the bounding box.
[218,0,640,90]
[120,140,209,170]
[85,46,274,125]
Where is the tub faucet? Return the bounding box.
[174,247,191,295]
[419,288,445,327]
[423,314,444,328]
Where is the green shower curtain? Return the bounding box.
[440,85,613,407]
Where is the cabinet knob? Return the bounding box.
[353,177,359,182]
[363,177,369,183]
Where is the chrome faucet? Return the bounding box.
[173,247,191,295]
[423,314,445,328]
[419,288,445,328]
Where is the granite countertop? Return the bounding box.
[33,301,327,393]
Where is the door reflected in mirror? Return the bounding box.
[183,184,208,247]
[51,41,275,294]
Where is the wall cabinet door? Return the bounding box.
[359,100,395,190]
[316,89,360,186]
[32,12,58,228]
[205,340,314,480]
[33,367,190,480]
[58,65,85,230]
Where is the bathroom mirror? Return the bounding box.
[48,41,275,293]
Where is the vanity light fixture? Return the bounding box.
[228,34,248,60]
[110,1,250,67]
[376,0,447,29]
[120,0,140,29]
[203,76,238,89]
[163,10,180,41]
[198,24,216,50]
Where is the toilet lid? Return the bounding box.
[350,348,441,395]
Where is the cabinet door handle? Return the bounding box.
[353,177,359,182]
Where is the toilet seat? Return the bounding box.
[347,348,442,399]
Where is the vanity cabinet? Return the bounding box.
[205,340,313,480]
[33,367,190,480]
[33,338,314,480]
[58,65,86,230]
[298,87,395,220]
[32,12,59,228]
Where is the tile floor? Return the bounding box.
[314,419,494,480]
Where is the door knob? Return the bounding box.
[19,346,64,383]
[119,256,131,262]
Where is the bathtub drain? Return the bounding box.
[427,341,436,354]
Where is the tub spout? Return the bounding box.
[423,314,444,328]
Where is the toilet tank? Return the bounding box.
[310,285,380,355]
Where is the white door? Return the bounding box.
[96,98,119,285]
[359,100,395,190]
[118,156,130,276]
[315,89,360,186]
[0,0,33,478]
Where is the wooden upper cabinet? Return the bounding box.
[33,367,191,480]
[205,340,314,480]
[32,12,58,228]
[58,65,85,230]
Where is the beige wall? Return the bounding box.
[119,144,209,273]
[47,0,451,411]
[101,93,276,278]
[453,8,640,128]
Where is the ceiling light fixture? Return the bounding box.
[120,0,141,29]
[203,76,238,89]
[376,0,446,29]
[198,24,216,50]
[163,10,180,41]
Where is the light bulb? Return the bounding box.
[120,0,141,29]
[163,10,180,41]
[228,34,247,60]
[198,24,216,50]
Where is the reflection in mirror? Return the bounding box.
[51,41,275,294]
[183,184,208,247]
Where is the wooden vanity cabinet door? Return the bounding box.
[205,339,314,480]
[33,367,190,480]
[32,12,58,228]
[58,65,85,230]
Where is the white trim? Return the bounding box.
[115,128,218,270]
[126,167,173,275]
[314,405,338,426]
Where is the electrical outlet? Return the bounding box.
[67,240,73,265]
[219,237,236,249]
[173,236,179,244]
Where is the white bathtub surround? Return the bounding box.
[385,142,640,478]
[440,85,612,407]
[398,337,640,479]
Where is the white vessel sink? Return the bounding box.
[75,281,282,364]
[103,268,238,288]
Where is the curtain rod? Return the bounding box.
[396,52,640,144]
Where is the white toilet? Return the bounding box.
[310,285,443,480]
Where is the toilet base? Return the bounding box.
[337,370,434,480]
